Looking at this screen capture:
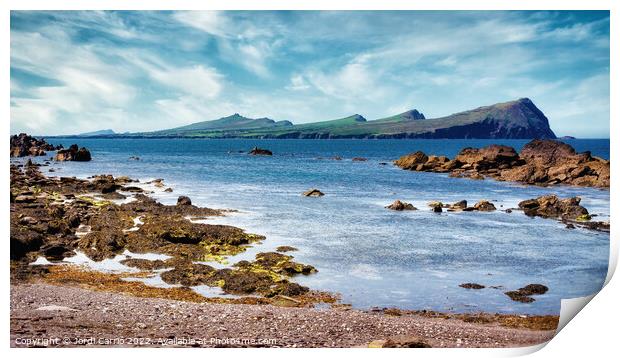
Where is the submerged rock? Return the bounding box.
[459,283,485,289]
[385,200,417,211]
[276,245,298,252]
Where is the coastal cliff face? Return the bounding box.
[394,139,609,188]
[86,98,556,139]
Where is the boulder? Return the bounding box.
[55,144,92,162]
[385,200,417,211]
[518,195,589,220]
[450,200,468,210]
[473,200,496,211]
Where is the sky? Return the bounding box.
[10,10,610,137]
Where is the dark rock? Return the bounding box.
[249,147,272,156]
[505,284,549,303]
[459,283,485,289]
[10,133,57,157]
[352,157,368,162]
[177,196,192,206]
[451,200,468,210]
[55,144,92,162]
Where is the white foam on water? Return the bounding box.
[29,257,54,266]
[121,249,170,261]
[121,273,180,289]
[123,216,144,233]
[349,264,382,281]
[63,251,138,273]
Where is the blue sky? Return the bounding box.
[10,10,610,137]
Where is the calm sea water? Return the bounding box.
[26,138,610,314]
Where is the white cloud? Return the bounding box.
[148,65,223,100]
[173,11,231,38]
[10,26,138,134]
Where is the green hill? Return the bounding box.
[124,98,556,139]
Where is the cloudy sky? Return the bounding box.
[10,11,610,137]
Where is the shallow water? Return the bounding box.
[23,138,610,314]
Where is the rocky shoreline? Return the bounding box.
[11,135,611,348]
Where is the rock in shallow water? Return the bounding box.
[249,147,272,156]
[459,283,485,289]
[303,189,324,197]
[385,200,417,211]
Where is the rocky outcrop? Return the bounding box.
[518,195,589,221]
[394,139,609,188]
[249,147,272,156]
[55,144,92,161]
[10,133,61,157]
[385,200,417,211]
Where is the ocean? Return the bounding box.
[20,138,610,315]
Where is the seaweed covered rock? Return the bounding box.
[77,231,127,261]
[505,284,549,303]
[160,263,217,286]
[252,252,317,276]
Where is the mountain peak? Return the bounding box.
[400,109,426,121]
[351,114,367,122]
